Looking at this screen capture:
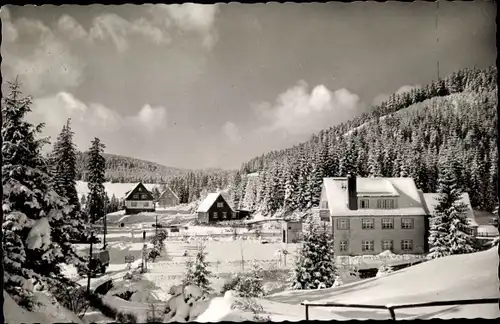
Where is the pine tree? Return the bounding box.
[2,80,84,308]
[182,245,212,293]
[86,138,107,223]
[151,187,161,204]
[291,222,336,289]
[50,119,81,215]
[427,152,476,260]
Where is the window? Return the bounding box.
[132,194,139,199]
[337,218,350,230]
[143,201,149,207]
[138,187,143,192]
[340,240,348,252]
[381,240,394,251]
[401,240,413,251]
[362,218,375,229]
[131,202,137,207]
[381,218,394,229]
[377,199,395,209]
[141,194,148,199]
[362,240,374,252]
[217,202,224,208]
[231,212,236,219]
[213,212,218,219]
[401,218,414,229]
[321,201,329,209]
[222,212,227,219]
[360,199,369,209]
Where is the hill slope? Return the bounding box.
[75,152,189,183]
[264,247,499,320]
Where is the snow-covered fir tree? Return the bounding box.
[2,80,85,309]
[49,118,89,241]
[291,222,336,290]
[427,151,476,259]
[86,137,107,224]
[183,244,212,293]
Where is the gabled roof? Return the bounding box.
[196,192,232,213]
[124,182,154,200]
[160,186,179,200]
[422,192,478,227]
[322,177,427,217]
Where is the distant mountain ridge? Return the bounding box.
[76,152,189,183]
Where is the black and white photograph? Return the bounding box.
[0,1,498,322]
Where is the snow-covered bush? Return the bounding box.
[291,222,337,289]
[376,264,394,278]
[182,245,212,293]
[332,274,343,287]
[232,297,270,322]
[116,311,138,323]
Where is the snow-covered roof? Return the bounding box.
[422,193,478,227]
[123,182,155,200]
[76,181,158,200]
[196,193,223,213]
[160,186,179,200]
[322,177,427,217]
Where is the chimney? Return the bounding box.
[347,173,358,210]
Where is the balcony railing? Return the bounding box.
[300,298,499,320]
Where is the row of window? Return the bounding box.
[359,199,395,209]
[339,239,414,252]
[132,194,149,200]
[321,199,396,210]
[130,201,150,208]
[212,211,235,219]
[337,217,414,230]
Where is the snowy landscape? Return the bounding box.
[1,2,498,323]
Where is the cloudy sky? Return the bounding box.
[1,2,496,170]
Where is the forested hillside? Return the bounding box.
[76,152,188,182]
[229,66,498,215]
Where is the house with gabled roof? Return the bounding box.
[196,192,236,223]
[318,174,430,256]
[158,186,180,208]
[123,182,155,214]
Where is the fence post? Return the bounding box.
[305,304,309,321]
[387,306,396,320]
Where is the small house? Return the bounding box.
[123,182,155,215]
[158,186,180,208]
[196,193,235,223]
[234,209,253,220]
[281,220,303,243]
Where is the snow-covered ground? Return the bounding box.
[264,247,499,320]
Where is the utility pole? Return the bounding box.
[87,222,94,295]
[103,199,107,250]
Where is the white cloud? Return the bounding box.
[222,121,242,144]
[1,11,85,97]
[57,14,88,40]
[88,13,171,52]
[29,92,168,151]
[254,81,362,135]
[128,104,168,132]
[372,84,421,106]
[152,4,219,49]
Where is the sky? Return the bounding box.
[1,2,496,170]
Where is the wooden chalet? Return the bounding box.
[158,186,180,208]
[196,193,236,223]
[123,182,155,215]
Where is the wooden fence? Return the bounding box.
[300,298,499,320]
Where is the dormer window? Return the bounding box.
[377,199,395,209]
[360,199,369,209]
